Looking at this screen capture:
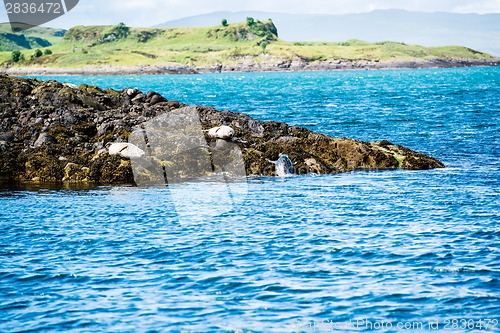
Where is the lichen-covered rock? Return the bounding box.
[0,74,444,185]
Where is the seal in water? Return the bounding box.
[106,142,145,159]
[269,154,295,177]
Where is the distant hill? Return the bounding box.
[0,23,66,51]
[155,10,500,56]
[0,20,497,72]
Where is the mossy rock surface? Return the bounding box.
[0,74,444,185]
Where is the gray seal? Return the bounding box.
[269,154,295,177]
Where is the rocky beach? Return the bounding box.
[0,74,444,185]
[1,56,499,76]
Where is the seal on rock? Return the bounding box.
[269,154,295,177]
[106,142,145,159]
[206,125,235,140]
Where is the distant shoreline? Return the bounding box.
[1,57,499,76]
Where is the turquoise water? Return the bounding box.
[2,68,499,332]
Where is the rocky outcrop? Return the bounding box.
[2,57,499,76]
[1,64,199,76]
[201,55,500,73]
[0,74,444,185]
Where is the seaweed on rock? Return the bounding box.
[0,74,444,185]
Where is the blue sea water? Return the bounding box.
[1,68,499,332]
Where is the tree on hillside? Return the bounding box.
[246,17,255,26]
[11,50,24,63]
[258,39,269,53]
[32,49,43,59]
[112,22,130,39]
[221,18,228,27]
[101,22,130,44]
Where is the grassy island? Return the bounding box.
[1,19,498,73]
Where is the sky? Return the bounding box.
[1,0,500,29]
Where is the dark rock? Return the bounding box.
[0,74,444,185]
[149,94,164,105]
[63,112,78,126]
[97,123,113,136]
[0,141,8,151]
[34,132,56,148]
[132,93,146,104]
[379,140,393,148]
[0,132,14,142]
[166,100,180,110]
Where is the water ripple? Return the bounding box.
[3,68,498,332]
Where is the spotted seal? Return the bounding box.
[269,154,295,177]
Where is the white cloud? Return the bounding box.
[453,0,500,13]
[1,0,499,28]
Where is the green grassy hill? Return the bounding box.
[0,23,66,52]
[0,19,496,68]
